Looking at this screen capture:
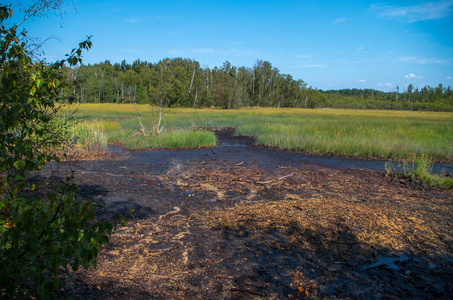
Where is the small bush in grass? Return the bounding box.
[71,120,110,155]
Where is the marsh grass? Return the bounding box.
[125,129,216,150]
[70,120,111,155]
[65,105,453,161]
[385,155,453,189]
[236,110,452,160]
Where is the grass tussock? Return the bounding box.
[69,120,111,155]
[385,155,453,189]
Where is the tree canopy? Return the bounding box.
[60,58,453,111]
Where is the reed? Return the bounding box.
[71,120,110,155]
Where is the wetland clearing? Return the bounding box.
[54,108,453,298]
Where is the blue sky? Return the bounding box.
[10,0,453,91]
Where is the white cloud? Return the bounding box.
[191,48,216,54]
[125,18,141,23]
[398,56,428,64]
[305,64,327,68]
[121,49,139,54]
[405,73,424,79]
[288,64,327,68]
[370,1,453,22]
[291,54,312,59]
[377,82,392,87]
[397,56,452,65]
[333,18,349,24]
[168,48,262,58]
[358,79,366,82]
[385,83,392,87]
[447,76,452,79]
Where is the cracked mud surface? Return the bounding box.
[51,128,453,299]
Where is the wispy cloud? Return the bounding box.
[358,79,366,82]
[447,76,452,79]
[196,48,261,57]
[121,49,139,54]
[191,48,216,54]
[377,82,393,87]
[168,48,262,57]
[290,54,312,59]
[405,73,424,79]
[354,47,364,54]
[370,1,453,22]
[397,56,452,65]
[125,18,141,23]
[333,17,349,24]
[288,64,328,68]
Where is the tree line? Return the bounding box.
[62,58,453,111]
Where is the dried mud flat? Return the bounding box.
[51,129,453,299]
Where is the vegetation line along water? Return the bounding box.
[67,104,453,163]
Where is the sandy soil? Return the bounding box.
[49,128,453,299]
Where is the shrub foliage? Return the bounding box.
[0,5,118,298]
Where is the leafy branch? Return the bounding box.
[0,4,124,299]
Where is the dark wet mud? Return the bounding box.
[108,128,453,174]
[49,128,453,299]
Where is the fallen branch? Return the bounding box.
[135,109,147,136]
[234,172,295,185]
[131,128,146,137]
[158,206,181,221]
[256,172,295,184]
[144,247,172,253]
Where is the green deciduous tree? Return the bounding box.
[0,4,121,298]
[58,56,451,111]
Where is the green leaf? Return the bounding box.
[36,78,43,89]
[0,7,121,299]
[13,160,26,170]
[5,283,16,298]
[14,175,26,181]
[30,84,36,95]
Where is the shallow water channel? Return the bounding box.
[107,130,453,176]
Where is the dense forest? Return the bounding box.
[62,58,453,111]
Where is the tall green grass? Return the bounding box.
[385,155,453,189]
[70,120,113,154]
[125,129,216,150]
[64,105,453,161]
